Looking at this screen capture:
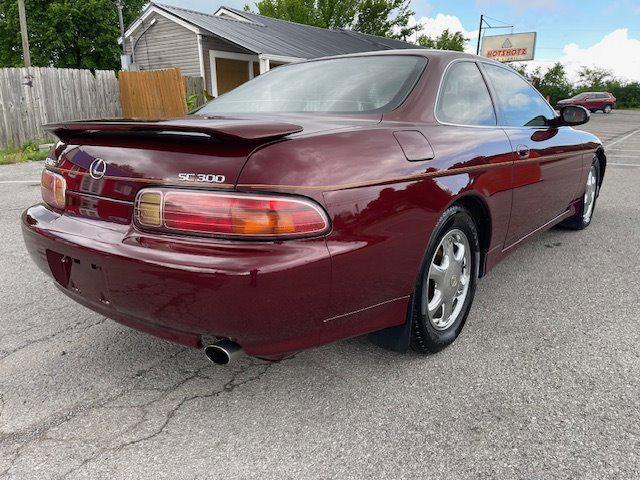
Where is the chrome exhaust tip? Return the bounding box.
[204,339,242,365]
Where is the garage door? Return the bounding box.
[215,58,250,95]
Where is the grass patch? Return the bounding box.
[0,142,50,165]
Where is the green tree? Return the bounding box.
[508,62,640,109]
[609,82,640,109]
[509,63,530,78]
[354,0,417,39]
[0,0,146,69]
[247,0,359,29]
[248,0,418,39]
[417,29,467,51]
[576,68,640,109]
[536,62,573,106]
[576,66,612,90]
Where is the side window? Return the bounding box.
[436,62,496,126]
[483,64,555,127]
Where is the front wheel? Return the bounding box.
[411,206,479,353]
[603,104,613,114]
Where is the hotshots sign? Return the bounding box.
[481,32,537,62]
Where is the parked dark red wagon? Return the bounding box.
[23,50,605,364]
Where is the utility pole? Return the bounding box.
[17,0,31,67]
[116,0,132,70]
[116,0,126,53]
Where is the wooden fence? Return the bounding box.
[185,75,206,111]
[119,68,192,119]
[0,67,120,148]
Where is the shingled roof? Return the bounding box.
[152,3,420,59]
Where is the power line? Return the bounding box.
[482,15,512,26]
[476,14,514,55]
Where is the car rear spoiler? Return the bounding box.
[44,118,304,143]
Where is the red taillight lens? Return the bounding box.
[134,189,330,239]
[41,170,66,209]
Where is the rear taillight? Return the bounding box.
[134,189,330,239]
[41,169,66,209]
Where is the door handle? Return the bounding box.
[516,145,530,159]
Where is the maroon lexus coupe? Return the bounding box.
[23,50,605,364]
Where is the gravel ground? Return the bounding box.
[0,110,639,480]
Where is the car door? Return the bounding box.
[431,59,515,242]
[587,93,601,110]
[480,63,584,246]
[572,93,588,109]
[584,94,600,111]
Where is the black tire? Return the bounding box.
[603,104,613,114]
[410,206,480,353]
[559,158,600,230]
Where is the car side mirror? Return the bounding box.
[552,105,590,127]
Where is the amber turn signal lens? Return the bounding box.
[41,170,66,209]
[135,190,162,227]
[134,189,330,239]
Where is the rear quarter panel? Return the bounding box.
[237,124,514,340]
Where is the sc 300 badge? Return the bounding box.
[178,173,226,183]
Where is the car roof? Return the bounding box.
[303,48,504,66]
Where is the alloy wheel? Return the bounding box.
[422,229,472,331]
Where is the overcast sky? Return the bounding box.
[159,0,640,81]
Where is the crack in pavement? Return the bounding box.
[0,346,191,478]
[0,351,282,479]
[56,360,274,480]
[0,316,106,362]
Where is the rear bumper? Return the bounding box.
[22,204,332,358]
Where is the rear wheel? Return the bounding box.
[559,159,600,230]
[411,206,479,353]
[603,104,613,114]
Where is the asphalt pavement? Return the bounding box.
[1,110,639,479]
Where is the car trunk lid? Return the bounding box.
[45,117,305,205]
[44,115,380,223]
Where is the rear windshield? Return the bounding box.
[196,55,426,115]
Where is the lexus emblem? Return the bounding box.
[89,158,107,180]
